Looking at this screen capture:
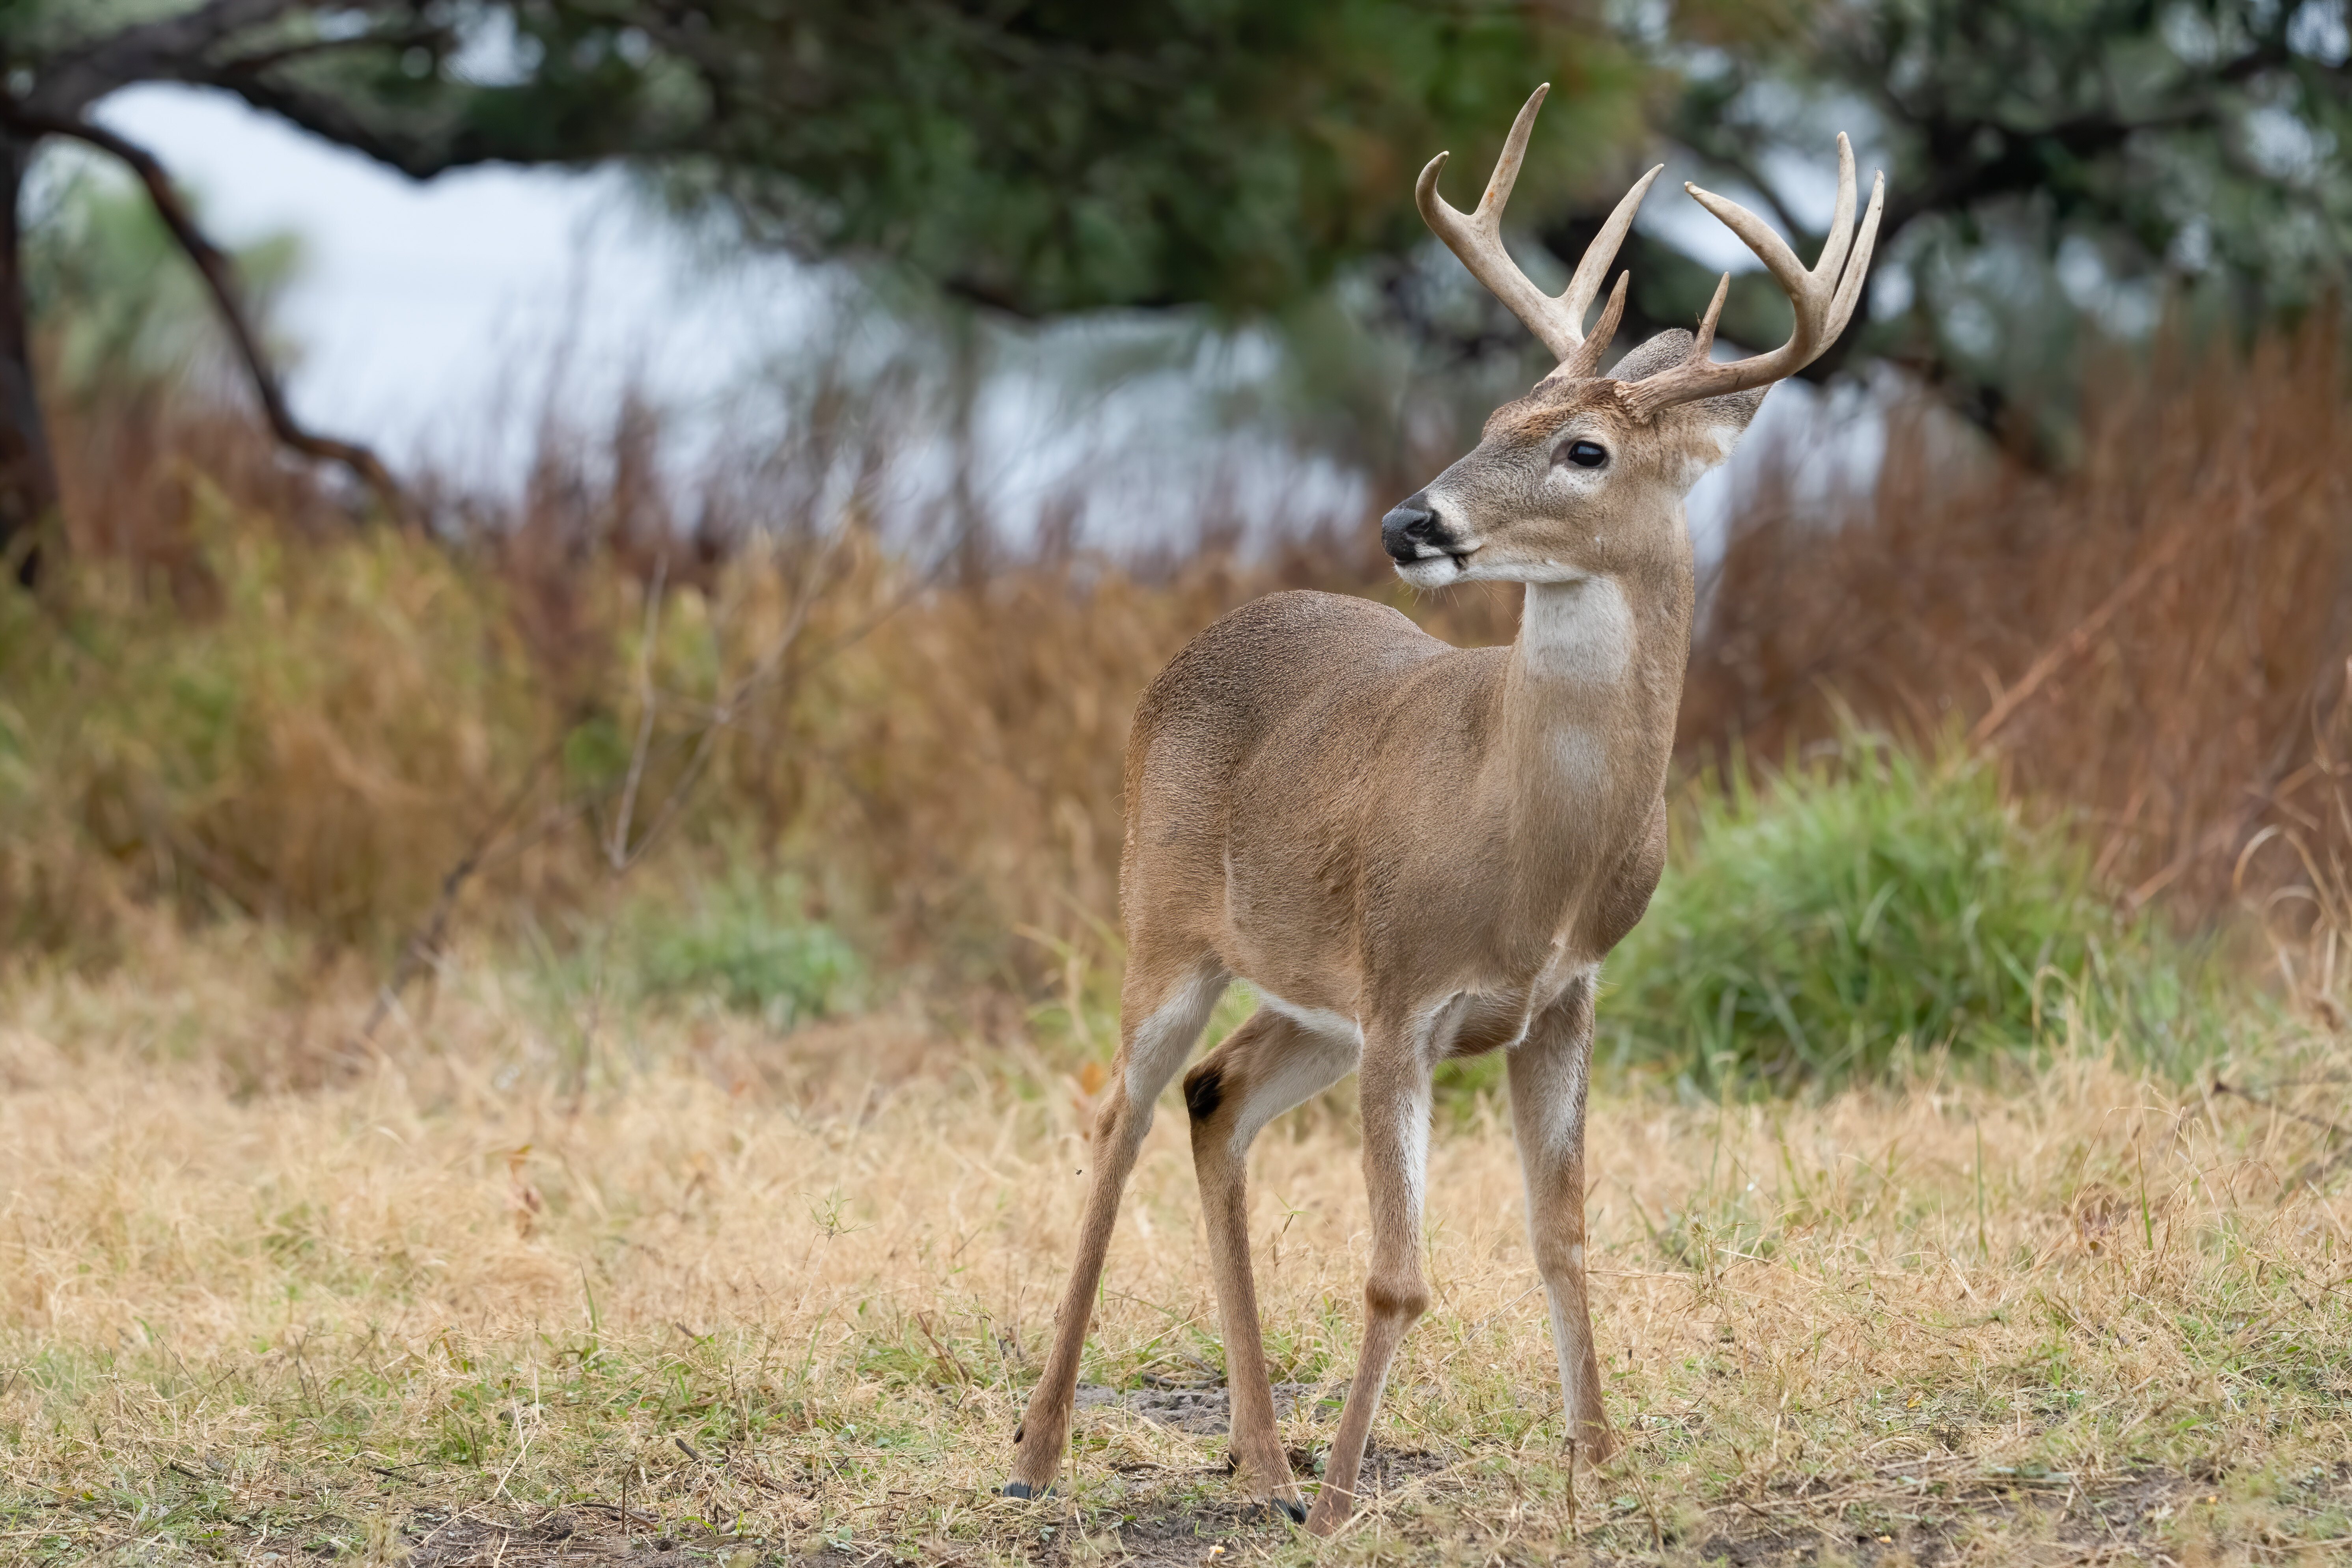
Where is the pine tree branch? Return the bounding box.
[29,0,320,117]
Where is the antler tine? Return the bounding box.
[1689,272,1731,360]
[1814,132,1861,292]
[1821,169,1885,344]
[1621,139,1886,420]
[1559,272,1632,380]
[1416,83,1665,367]
[1560,167,1664,350]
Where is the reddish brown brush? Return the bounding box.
[48,390,356,605]
[15,315,2346,983]
[1682,316,2352,921]
[7,374,1505,986]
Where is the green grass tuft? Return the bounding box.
[631,871,865,1029]
[1598,736,2229,1094]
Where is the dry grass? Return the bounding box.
[3,928,2348,1565]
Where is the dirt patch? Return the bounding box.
[400,1505,755,1565]
[1683,1462,2348,1568]
[1069,1486,1272,1567]
[1046,1444,1455,1567]
[1071,1378,1338,1434]
[47,1457,2339,1565]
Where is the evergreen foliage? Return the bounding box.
[1643,1,2352,428]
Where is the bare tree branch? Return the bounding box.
[7,108,407,515]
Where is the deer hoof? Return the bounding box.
[1577,1429,1623,1466]
[1001,1480,1050,1500]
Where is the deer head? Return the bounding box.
[1382,84,1884,591]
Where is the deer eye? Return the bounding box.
[1559,439,1608,470]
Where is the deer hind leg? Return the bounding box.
[1304,1036,1433,1535]
[1005,953,1227,1499]
[1182,1004,1361,1523]
[1507,974,1618,1461]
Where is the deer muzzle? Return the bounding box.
[1382,492,1465,565]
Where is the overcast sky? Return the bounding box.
[95,82,830,488]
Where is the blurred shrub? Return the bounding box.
[630,871,863,1029]
[0,363,1515,988]
[1684,316,2352,922]
[0,486,550,957]
[1601,737,2224,1093]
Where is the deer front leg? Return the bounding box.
[1304,1041,1432,1535]
[1005,958,1227,1500]
[1183,1007,1360,1523]
[1507,975,1618,1461]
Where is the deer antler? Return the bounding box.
[1416,84,1662,380]
[1619,135,1885,418]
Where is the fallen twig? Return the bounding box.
[354,740,561,1048]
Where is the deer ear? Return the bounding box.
[1675,383,1769,472]
[1608,328,1767,446]
[1682,382,1770,440]
[1604,329,1696,382]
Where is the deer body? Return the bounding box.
[1136,559,1687,1033]
[1004,86,1881,1533]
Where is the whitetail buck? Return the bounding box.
[1004,85,1881,1532]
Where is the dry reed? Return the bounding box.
[2,377,1518,1000]
[16,313,2352,1003]
[1685,317,2352,923]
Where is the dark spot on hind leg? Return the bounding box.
[1183,1061,1224,1122]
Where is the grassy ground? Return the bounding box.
[4,929,2349,1566]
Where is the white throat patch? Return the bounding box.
[1521,577,1634,685]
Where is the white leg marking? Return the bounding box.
[1541,1036,1589,1165]
[1229,987,1363,1155]
[1546,1285,1588,1417]
[1227,1031,1360,1156]
[1398,1079,1432,1223]
[1514,983,1597,1417]
[1254,987,1363,1046]
[1125,966,1226,1110]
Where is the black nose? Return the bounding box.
[1381,492,1444,562]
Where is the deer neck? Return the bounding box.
[1494,540,1692,877]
